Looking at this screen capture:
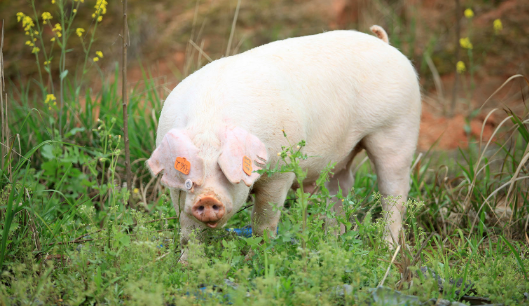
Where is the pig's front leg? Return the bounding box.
[170,189,203,263]
[251,173,295,237]
[178,213,205,263]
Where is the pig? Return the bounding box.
[147,25,421,260]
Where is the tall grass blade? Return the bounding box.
[500,236,528,280]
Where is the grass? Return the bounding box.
[1,0,529,305]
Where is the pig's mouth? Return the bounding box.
[206,222,219,228]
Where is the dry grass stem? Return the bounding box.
[379,244,401,287]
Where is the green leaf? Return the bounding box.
[119,235,131,247]
[243,236,262,248]
[60,70,69,80]
[66,127,85,137]
[506,108,529,144]
[41,144,55,160]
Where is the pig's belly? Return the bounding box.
[291,140,363,190]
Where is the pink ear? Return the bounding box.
[218,126,268,187]
[146,129,205,189]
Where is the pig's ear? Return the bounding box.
[146,129,205,189]
[218,126,268,187]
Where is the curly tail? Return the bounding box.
[370,25,389,44]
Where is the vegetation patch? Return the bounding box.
[1,1,528,305]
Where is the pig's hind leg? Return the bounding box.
[362,121,418,246]
[251,173,296,237]
[324,145,364,235]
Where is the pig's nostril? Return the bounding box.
[193,196,224,223]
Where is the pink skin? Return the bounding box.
[147,127,265,233]
[192,195,225,228]
[179,162,242,230]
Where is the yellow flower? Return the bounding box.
[464,8,474,19]
[45,94,57,103]
[96,51,103,58]
[93,57,99,62]
[34,31,39,35]
[22,16,35,31]
[44,60,50,65]
[73,9,77,13]
[76,28,85,37]
[459,37,473,49]
[51,37,56,42]
[133,188,139,194]
[25,40,31,45]
[52,23,62,38]
[25,31,29,35]
[52,0,56,3]
[53,23,62,32]
[94,0,108,16]
[493,19,503,34]
[456,61,466,74]
[97,16,103,22]
[33,38,36,41]
[16,12,25,22]
[41,12,52,24]
[32,47,40,54]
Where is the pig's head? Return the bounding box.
[146,127,268,229]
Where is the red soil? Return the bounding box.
[418,107,497,151]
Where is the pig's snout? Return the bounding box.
[192,196,225,228]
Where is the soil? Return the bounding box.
[418,107,497,151]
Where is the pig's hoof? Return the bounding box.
[384,235,399,249]
[178,250,189,266]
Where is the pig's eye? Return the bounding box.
[184,179,193,190]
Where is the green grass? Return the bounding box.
[1,1,529,305]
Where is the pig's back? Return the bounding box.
[158,30,420,171]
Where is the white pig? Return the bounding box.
[147,26,421,259]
